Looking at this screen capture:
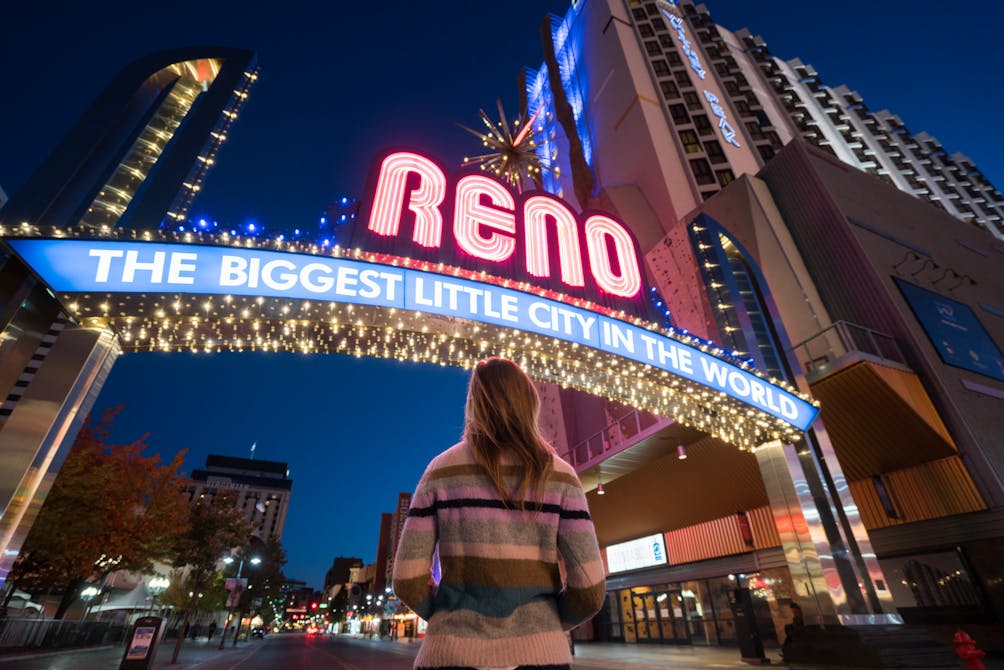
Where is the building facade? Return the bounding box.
[522,0,1004,652]
[0,48,258,586]
[524,0,1003,242]
[187,454,293,541]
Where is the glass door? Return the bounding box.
[666,590,691,644]
[651,590,692,644]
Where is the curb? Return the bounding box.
[0,644,116,663]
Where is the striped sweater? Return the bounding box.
[392,441,606,669]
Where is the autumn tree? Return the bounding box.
[6,406,190,619]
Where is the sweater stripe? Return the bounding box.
[408,497,591,520]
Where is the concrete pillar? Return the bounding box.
[0,323,121,585]
[756,431,900,626]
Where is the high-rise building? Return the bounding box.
[521,0,1003,655]
[524,1,1003,241]
[0,48,258,586]
[186,454,293,541]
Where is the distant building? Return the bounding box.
[0,185,7,211]
[186,454,292,541]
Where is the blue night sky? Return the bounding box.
[1,1,1002,590]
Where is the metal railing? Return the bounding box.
[560,409,665,470]
[789,320,907,380]
[0,616,127,651]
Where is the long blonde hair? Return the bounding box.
[464,357,553,510]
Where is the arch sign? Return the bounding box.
[1,150,818,449]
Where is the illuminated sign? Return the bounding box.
[703,91,741,148]
[6,238,819,430]
[660,4,741,148]
[606,533,668,574]
[894,278,1004,382]
[665,13,706,80]
[358,151,645,309]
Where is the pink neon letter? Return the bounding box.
[453,175,517,262]
[523,196,585,287]
[367,152,447,248]
[584,215,642,298]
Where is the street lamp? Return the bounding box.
[79,585,100,622]
[219,552,261,649]
[147,576,170,616]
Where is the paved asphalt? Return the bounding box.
[2,632,1002,670]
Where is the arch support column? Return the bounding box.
[0,321,121,586]
[755,436,900,625]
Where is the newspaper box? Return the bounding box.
[119,616,164,669]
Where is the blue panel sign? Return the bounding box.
[7,239,819,430]
[895,278,1004,382]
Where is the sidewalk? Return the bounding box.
[0,635,262,669]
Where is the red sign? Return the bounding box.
[356,151,647,311]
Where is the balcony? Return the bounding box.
[790,322,957,479]
[790,320,909,383]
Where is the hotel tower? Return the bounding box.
[524,0,1004,657]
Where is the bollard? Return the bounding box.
[953,630,986,670]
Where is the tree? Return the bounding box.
[169,490,251,662]
[6,406,190,619]
[229,535,286,627]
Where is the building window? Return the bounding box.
[757,144,776,161]
[724,80,739,95]
[716,168,735,186]
[653,59,671,77]
[679,130,702,153]
[704,140,726,164]
[879,551,982,613]
[745,121,766,141]
[645,41,661,56]
[669,104,690,124]
[645,3,659,15]
[689,158,716,185]
[693,114,713,136]
[674,69,691,86]
[639,24,654,37]
[632,7,647,20]
[666,51,682,66]
[734,100,750,115]
[658,34,674,49]
[683,90,702,111]
[660,80,680,99]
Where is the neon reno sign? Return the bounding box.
[358,151,645,308]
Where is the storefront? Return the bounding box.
[597,550,801,648]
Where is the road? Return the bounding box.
[0,633,422,670]
[196,634,421,670]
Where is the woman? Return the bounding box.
[393,357,606,670]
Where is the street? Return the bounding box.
[0,634,421,670]
[193,634,422,670]
[0,633,763,670]
[11,633,995,670]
